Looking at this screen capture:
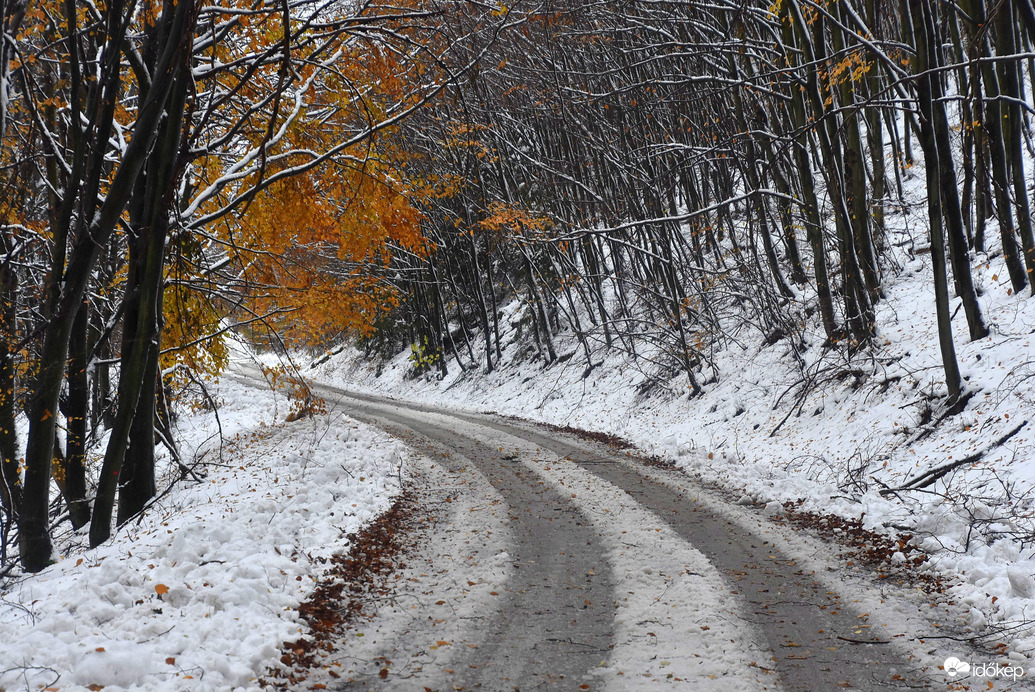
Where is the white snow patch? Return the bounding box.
[0,375,404,691]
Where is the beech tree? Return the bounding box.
[1,0,511,571]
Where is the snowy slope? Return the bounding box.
[0,375,405,691]
[310,197,1035,665]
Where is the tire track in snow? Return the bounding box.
[293,432,516,687]
[328,407,615,689]
[458,412,946,690]
[318,387,772,689]
[453,424,775,690]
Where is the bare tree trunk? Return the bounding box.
[781,2,839,341]
[0,255,19,519]
[93,221,169,543]
[912,0,963,400]
[996,3,1035,293]
[63,300,92,529]
[21,0,197,571]
[95,53,191,541]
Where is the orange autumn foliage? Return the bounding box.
[181,0,441,348]
[232,154,428,346]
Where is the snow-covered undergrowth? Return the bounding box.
[0,375,404,691]
[310,199,1035,661]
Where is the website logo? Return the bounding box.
[942,656,1025,681]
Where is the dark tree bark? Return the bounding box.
[996,3,1035,293]
[911,0,963,400]
[781,2,839,341]
[94,45,191,542]
[63,300,92,529]
[919,0,988,340]
[965,0,1029,291]
[22,0,198,570]
[0,255,19,519]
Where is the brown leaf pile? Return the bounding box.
[261,490,419,689]
[539,421,636,450]
[776,500,948,595]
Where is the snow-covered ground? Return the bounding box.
[0,375,405,691]
[309,200,1035,665]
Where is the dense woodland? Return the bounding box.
[1,0,1034,573]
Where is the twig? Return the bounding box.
[186,368,225,465]
[770,381,812,437]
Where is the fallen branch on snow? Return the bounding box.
[880,422,1027,496]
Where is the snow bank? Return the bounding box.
[0,376,403,691]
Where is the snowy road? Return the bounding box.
[275,377,952,690]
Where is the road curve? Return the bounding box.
[263,376,945,691]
